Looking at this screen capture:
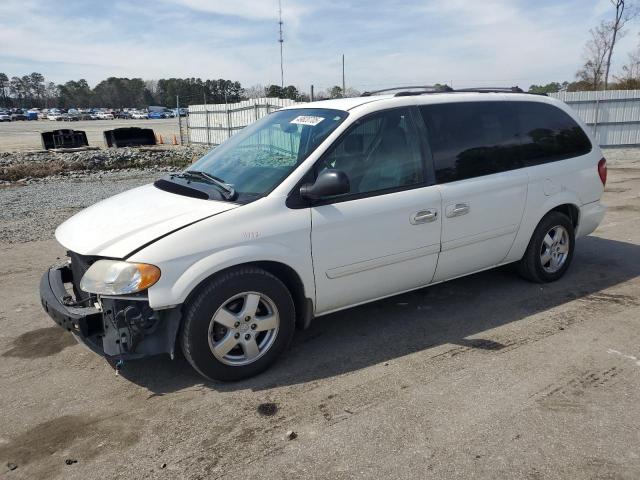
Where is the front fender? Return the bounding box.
[145,243,315,309]
[125,195,313,310]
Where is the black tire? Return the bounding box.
[180,266,295,381]
[517,211,575,283]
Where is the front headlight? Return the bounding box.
[80,260,161,295]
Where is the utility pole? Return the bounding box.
[310,84,314,102]
[176,95,183,145]
[203,89,210,146]
[278,0,284,89]
[342,54,346,97]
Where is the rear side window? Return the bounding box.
[420,102,521,183]
[514,102,591,166]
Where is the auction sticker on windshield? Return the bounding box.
[290,115,325,126]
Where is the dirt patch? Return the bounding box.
[1,160,84,182]
[2,326,77,359]
[256,403,279,417]
[0,413,141,476]
[608,205,640,213]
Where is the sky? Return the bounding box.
[0,0,638,94]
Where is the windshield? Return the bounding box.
[187,108,348,202]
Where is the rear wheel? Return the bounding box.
[517,211,575,283]
[180,267,295,381]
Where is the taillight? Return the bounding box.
[598,157,607,186]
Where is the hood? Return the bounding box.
[56,183,239,258]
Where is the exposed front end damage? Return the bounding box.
[39,254,182,362]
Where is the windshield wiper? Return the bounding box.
[174,170,236,200]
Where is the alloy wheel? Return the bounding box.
[207,292,280,366]
[540,225,570,274]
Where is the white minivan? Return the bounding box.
[40,87,607,381]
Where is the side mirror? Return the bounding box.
[300,169,350,201]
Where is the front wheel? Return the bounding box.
[180,267,295,381]
[517,211,575,283]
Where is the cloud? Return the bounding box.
[160,0,311,22]
[0,0,637,93]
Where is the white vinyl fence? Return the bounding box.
[187,97,302,145]
[551,90,640,147]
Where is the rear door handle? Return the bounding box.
[446,203,470,218]
[410,209,438,225]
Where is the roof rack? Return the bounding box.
[360,85,541,98]
[361,85,453,97]
[453,86,524,93]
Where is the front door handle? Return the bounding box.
[446,203,470,218]
[411,209,438,225]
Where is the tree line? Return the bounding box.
[0,74,324,109]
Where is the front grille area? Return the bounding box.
[67,251,98,302]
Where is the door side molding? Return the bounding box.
[326,244,441,279]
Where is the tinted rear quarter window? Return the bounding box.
[420,102,521,183]
[514,101,592,166]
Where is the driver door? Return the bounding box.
[309,108,442,314]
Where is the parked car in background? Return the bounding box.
[131,111,149,119]
[97,111,115,120]
[10,110,27,121]
[148,106,175,118]
[47,112,63,121]
[61,113,80,121]
[173,107,188,117]
[0,110,11,122]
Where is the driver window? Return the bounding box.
[316,108,424,196]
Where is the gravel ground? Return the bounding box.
[0,169,164,244]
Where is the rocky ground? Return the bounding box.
[0,145,210,184]
[0,145,214,244]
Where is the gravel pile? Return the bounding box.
[0,145,211,184]
[0,169,167,244]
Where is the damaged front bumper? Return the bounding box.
[39,264,182,361]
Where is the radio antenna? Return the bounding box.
[278,0,284,89]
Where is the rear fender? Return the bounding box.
[505,190,582,263]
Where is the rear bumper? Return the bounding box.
[577,200,607,238]
[40,265,182,361]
